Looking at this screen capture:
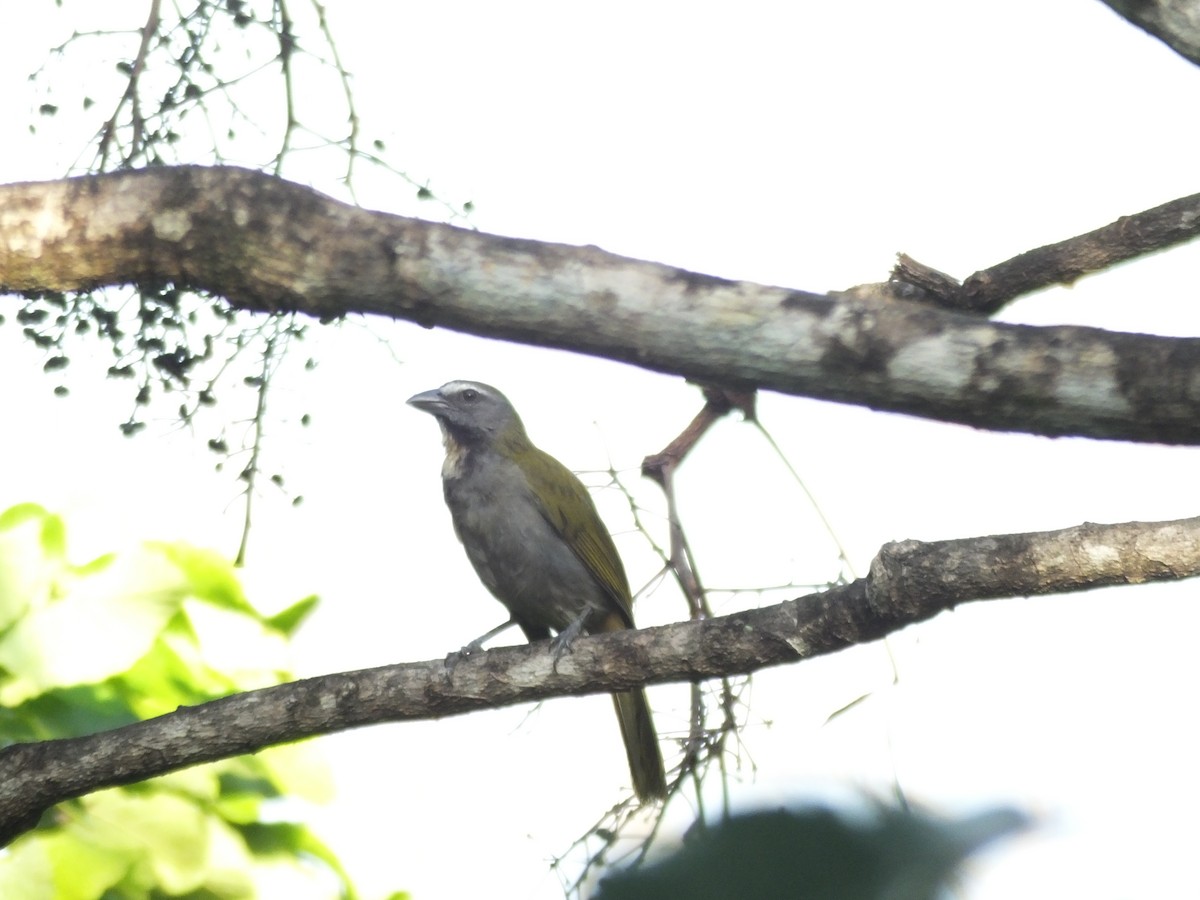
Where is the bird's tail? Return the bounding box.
[612,688,668,801]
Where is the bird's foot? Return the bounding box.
[443,638,486,674]
[443,617,518,673]
[549,613,589,669]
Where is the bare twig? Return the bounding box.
[97,0,161,167]
[883,192,1200,315]
[641,385,756,617]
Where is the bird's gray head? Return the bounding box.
[406,380,526,446]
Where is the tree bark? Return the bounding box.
[1,514,1195,847]
[3,167,1200,444]
[1098,0,1200,67]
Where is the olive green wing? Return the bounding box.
[523,445,635,625]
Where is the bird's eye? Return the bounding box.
[461,388,479,402]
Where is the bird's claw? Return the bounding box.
[550,614,588,670]
[443,638,486,676]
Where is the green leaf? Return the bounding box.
[2,683,138,743]
[178,602,289,689]
[74,790,210,894]
[239,822,358,898]
[68,551,116,578]
[0,505,364,896]
[0,504,65,633]
[256,741,334,803]
[265,593,319,636]
[44,826,134,898]
[152,542,255,613]
[0,570,185,701]
[37,513,66,562]
[116,631,234,715]
[0,503,51,533]
[0,834,55,900]
[213,767,271,824]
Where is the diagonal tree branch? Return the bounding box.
[1098,0,1200,68]
[3,167,1200,444]
[1,514,1196,847]
[881,191,1200,315]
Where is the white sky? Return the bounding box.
[4,2,1200,898]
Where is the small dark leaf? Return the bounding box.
[300,413,311,426]
[120,421,145,437]
[270,474,284,487]
[116,60,134,75]
[38,103,58,116]
[463,200,475,213]
[243,376,263,388]
[135,385,151,405]
[24,329,56,348]
[154,348,194,382]
[198,389,216,406]
[43,356,69,372]
[373,139,385,151]
[54,386,69,397]
[416,186,433,200]
[208,438,228,454]
[107,365,135,379]
[139,336,166,352]
[291,496,303,507]
[83,96,94,110]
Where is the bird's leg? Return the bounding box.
[444,617,519,671]
[549,609,591,663]
[463,617,520,654]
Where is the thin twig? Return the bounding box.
[234,326,278,566]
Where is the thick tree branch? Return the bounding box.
[1,514,1196,847]
[3,167,1200,443]
[1098,0,1200,68]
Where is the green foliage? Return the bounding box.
[0,504,353,899]
[596,805,1028,900]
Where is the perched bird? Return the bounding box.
[407,380,668,801]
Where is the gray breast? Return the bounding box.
[444,453,606,633]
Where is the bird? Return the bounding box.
[407,380,668,801]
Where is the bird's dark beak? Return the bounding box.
[407,389,448,414]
